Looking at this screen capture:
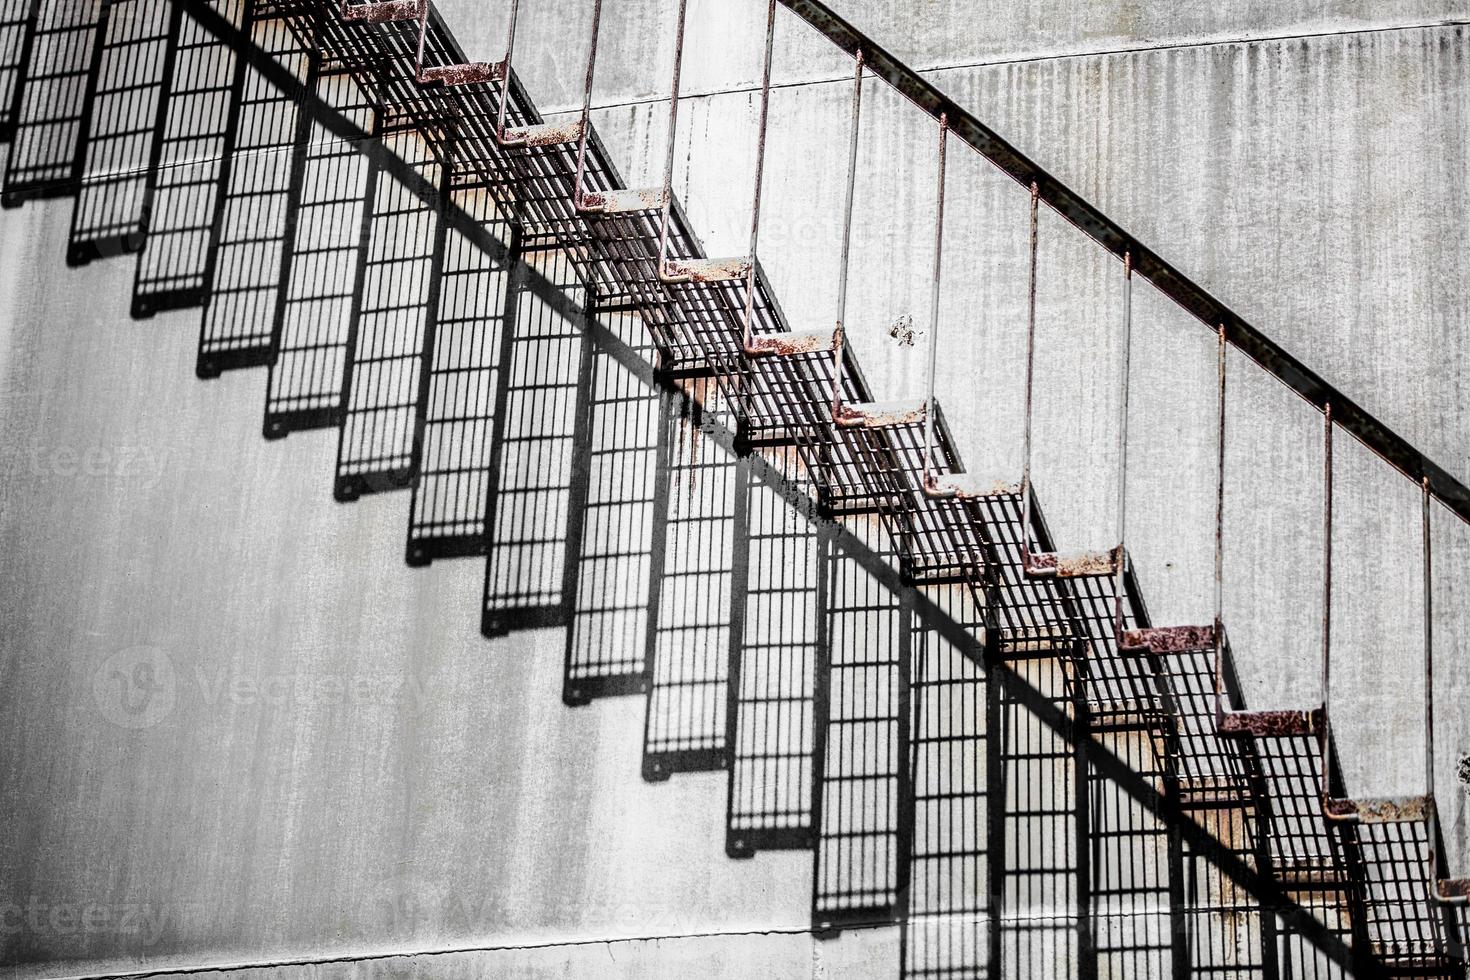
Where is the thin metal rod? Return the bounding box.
[493,0,522,136]
[414,0,429,76]
[828,52,863,417]
[1019,182,1039,551]
[1213,324,1227,715]
[1423,476,1434,799]
[1114,251,1133,636]
[920,114,948,487]
[740,0,778,350]
[572,0,606,207]
[1320,404,1334,790]
[655,0,691,269]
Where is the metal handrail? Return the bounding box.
[775,0,1470,526]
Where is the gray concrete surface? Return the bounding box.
[3,2,1470,977]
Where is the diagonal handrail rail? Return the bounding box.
[777,0,1470,527]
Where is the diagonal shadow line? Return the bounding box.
[179,0,1366,971]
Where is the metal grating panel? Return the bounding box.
[66,0,173,266]
[1355,820,1459,972]
[737,330,850,450]
[131,0,242,317]
[963,491,1078,654]
[845,408,992,584]
[641,378,744,780]
[479,246,590,635]
[814,512,911,933]
[262,65,376,437]
[1272,900,1356,980]
[654,273,748,379]
[1,0,105,206]
[196,2,315,376]
[1146,647,1280,970]
[902,583,990,978]
[1072,593,1153,730]
[1256,735,1355,890]
[491,108,595,252]
[333,121,444,500]
[1149,644,1256,807]
[561,310,664,705]
[1253,733,1360,976]
[405,187,512,564]
[726,449,822,855]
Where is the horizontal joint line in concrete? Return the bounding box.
[35,924,835,980]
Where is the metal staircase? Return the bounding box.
[1,0,1467,976]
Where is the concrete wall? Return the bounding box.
[4,2,1470,977]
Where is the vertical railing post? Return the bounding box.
[739,0,778,351]
[1113,252,1134,637]
[826,53,863,418]
[919,115,948,489]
